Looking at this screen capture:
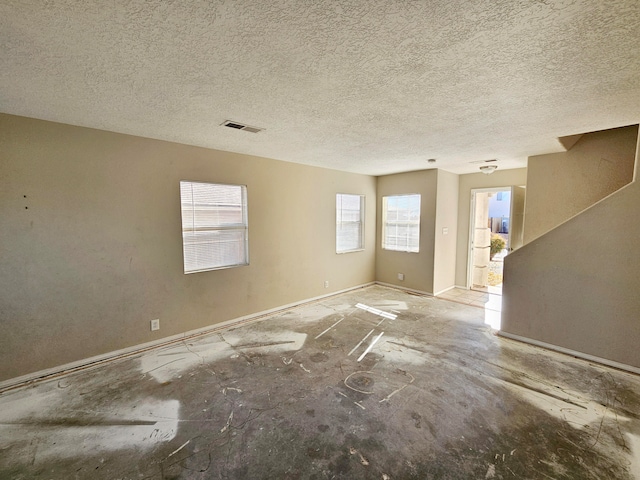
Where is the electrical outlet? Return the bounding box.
[397,273,404,281]
[324,280,329,288]
[150,319,160,331]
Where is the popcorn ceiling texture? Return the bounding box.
[1,0,639,175]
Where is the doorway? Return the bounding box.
[468,187,525,295]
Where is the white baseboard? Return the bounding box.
[0,282,375,393]
[498,331,640,376]
[433,285,456,296]
[375,281,433,297]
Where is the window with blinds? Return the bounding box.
[180,181,249,273]
[382,194,421,252]
[336,194,365,253]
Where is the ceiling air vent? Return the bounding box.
[221,120,264,133]
[469,159,497,164]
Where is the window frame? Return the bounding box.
[381,194,421,253]
[336,193,365,254]
[179,180,249,274]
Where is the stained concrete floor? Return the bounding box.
[1,285,640,479]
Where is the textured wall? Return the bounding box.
[502,131,640,368]
[523,126,637,243]
[0,114,376,381]
[433,170,459,294]
[376,170,438,293]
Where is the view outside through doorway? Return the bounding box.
[487,190,510,291]
[471,190,510,295]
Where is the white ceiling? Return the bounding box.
[1,0,639,175]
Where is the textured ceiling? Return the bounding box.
[1,0,639,175]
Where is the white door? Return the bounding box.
[468,190,492,289]
[509,186,526,251]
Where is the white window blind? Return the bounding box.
[336,194,365,253]
[180,181,249,273]
[382,194,421,252]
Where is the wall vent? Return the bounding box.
[221,120,264,133]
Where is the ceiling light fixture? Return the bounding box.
[427,158,436,164]
[479,165,498,175]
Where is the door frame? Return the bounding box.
[467,186,513,290]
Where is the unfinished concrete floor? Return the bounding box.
[1,285,639,479]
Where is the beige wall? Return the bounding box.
[502,129,640,369]
[433,170,459,294]
[454,168,528,287]
[0,114,376,381]
[376,170,437,293]
[524,126,637,244]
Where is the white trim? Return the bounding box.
[433,285,456,296]
[335,193,366,254]
[381,193,422,253]
[375,281,433,297]
[467,190,476,289]
[498,331,640,376]
[633,126,639,183]
[0,282,375,393]
[467,186,512,289]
